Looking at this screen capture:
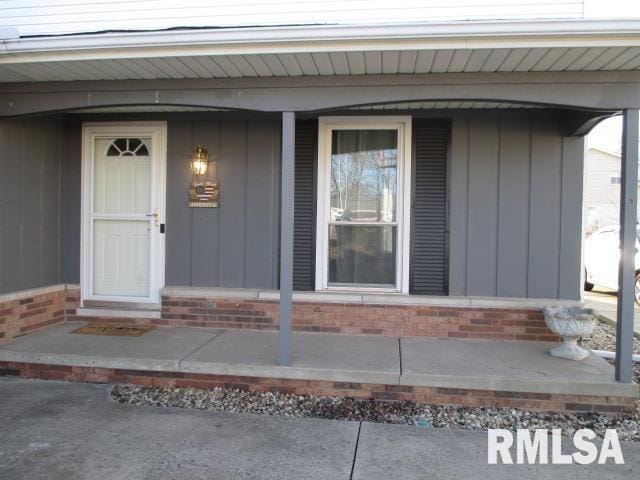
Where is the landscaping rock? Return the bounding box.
[581,319,640,354]
[111,382,640,442]
[110,318,640,443]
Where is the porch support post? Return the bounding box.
[278,111,295,366]
[615,108,639,383]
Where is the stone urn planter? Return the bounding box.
[542,306,598,361]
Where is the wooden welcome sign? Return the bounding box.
[189,181,219,208]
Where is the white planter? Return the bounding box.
[542,306,598,361]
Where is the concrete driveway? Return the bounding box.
[584,288,640,335]
[1,378,639,480]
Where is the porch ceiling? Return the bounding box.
[2,46,640,83]
[1,19,640,82]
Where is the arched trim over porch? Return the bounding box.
[0,71,637,124]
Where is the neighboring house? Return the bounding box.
[585,146,622,233]
[0,1,639,409]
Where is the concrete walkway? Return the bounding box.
[0,378,638,480]
[584,289,640,335]
[0,321,635,398]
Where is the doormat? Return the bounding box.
[71,323,155,337]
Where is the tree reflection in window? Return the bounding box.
[106,138,150,156]
[330,130,398,223]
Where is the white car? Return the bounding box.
[583,225,640,305]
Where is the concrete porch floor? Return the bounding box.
[0,321,636,401]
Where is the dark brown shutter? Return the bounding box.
[411,119,449,295]
[293,119,317,291]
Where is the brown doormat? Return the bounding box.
[71,323,155,337]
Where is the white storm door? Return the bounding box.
[82,124,166,305]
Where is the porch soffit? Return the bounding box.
[2,46,640,84]
[1,20,640,83]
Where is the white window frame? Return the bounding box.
[315,116,412,293]
[81,122,167,307]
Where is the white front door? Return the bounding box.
[82,123,166,306]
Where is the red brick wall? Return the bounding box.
[159,295,559,341]
[0,286,67,345]
[5,286,559,342]
[0,361,631,414]
[64,287,80,319]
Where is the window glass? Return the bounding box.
[106,138,150,157]
[329,225,396,285]
[327,129,399,286]
[330,130,397,223]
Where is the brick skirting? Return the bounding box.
[0,286,67,345]
[23,285,560,341]
[156,295,560,341]
[64,287,80,319]
[0,361,632,414]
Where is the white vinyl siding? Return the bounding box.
[0,1,584,37]
[584,147,623,232]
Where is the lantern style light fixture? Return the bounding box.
[191,145,209,175]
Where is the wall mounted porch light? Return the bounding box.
[188,145,219,208]
[191,145,209,175]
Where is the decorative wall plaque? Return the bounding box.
[189,181,219,208]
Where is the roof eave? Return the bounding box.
[2,18,640,63]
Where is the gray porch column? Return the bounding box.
[615,108,639,383]
[278,111,295,366]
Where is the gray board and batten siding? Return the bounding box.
[59,115,451,294]
[61,117,283,290]
[449,115,584,300]
[164,119,281,289]
[2,110,583,300]
[0,117,62,293]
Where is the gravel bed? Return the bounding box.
[580,319,640,354]
[603,359,640,385]
[111,385,640,441]
[579,319,640,382]
[111,320,640,441]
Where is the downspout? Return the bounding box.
[592,349,640,362]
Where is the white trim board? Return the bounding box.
[161,286,583,309]
[76,307,161,319]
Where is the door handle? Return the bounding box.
[146,208,160,226]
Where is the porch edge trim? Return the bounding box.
[0,284,68,304]
[161,286,582,309]
[0,352,635,398]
